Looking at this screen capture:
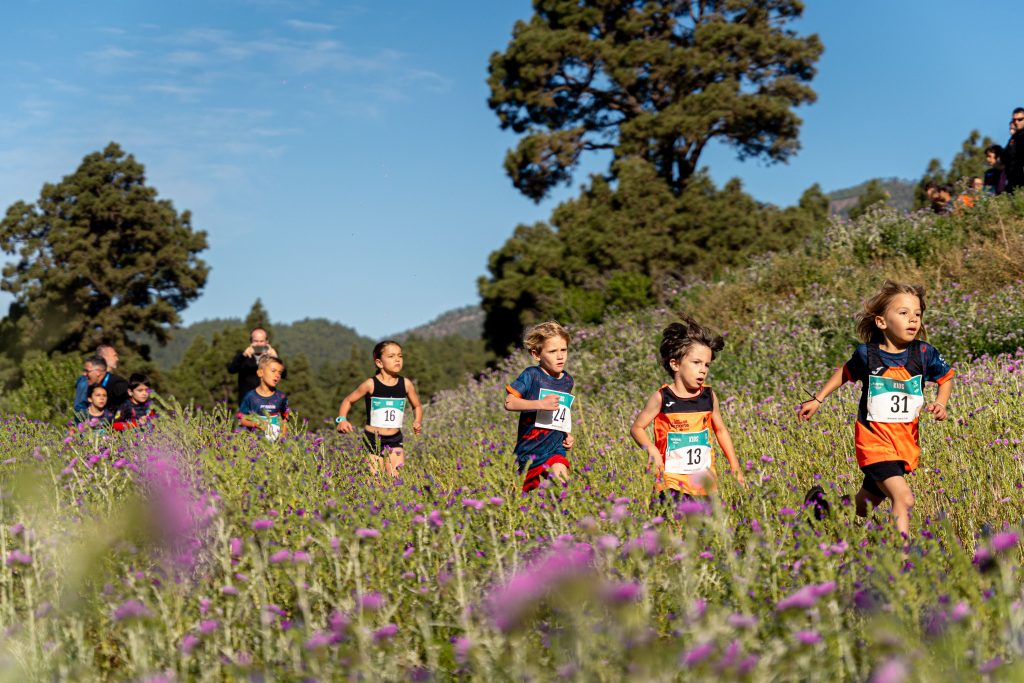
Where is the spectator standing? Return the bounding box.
[984,144,1006,195]
[227,328,282,406]
[82,355,130,408]
[1004,109,1024,193]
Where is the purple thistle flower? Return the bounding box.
[251,519,274,531]
[737,655,759,675]
[229,537,243,557]
[5,550,31,566]
[304,631,336,650]
[676,499,710,516]
[329,610,348,634]
[453,636,472,663]
[373,623,398,642]
[979,657,1003,674]
[461,498,485,510]
[269,549,292,563]
[359,592,384,611]
[727,613,758,629]
[486,545,593,632]
[489,497,504,506]
[113,599,151,621]
[292,551,311,563]
[681,641,715,667]
[8,523,24,536]
[949,601,970,622]
[199,619,219,635]
[776,581,835,612]
[428,510,444,528]
[180,634,200,654]
[870,659,907,683]
[222,586,238,596]
[355,528,380,539]
[601,581,643,605]
[597,534,620,551]
[992,531,1020,554]
[795,630,821,645]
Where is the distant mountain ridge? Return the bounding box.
[392,305,483,340]
[826,177,916,216]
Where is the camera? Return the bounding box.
[253,345,269,355]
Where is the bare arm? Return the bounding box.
[336,379,373,433]
[926,377,954,420]
[406,378,424,434]
[797,366,847,421]
[710,391,745,487]
[505,392,560,412]
[630,390,665,477]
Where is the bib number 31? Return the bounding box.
[370,397,406,429]
[665,430,712,475]
[866,375,924,424]
[534,389,574,434]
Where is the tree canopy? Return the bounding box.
[0,142,209,360]
[488,0,823,201]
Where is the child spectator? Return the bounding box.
[504,321,575,492]
[335,341,423,476]
[113,374,157,431]
[984,144,1005,194]
[238,355,289,441]
[630,318,745,505]
[798,281,954,537]
[69,384,114,435]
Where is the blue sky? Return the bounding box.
[0,1,1017,338]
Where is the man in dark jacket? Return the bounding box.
[1004,109,1024,193]
[227,328,283,406]
[83,355,130,409]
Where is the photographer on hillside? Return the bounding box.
[227,328,283,406]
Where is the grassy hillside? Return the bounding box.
[2,194,1024,680]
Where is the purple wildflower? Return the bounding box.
[229,537,243,557]
[113,599,151,621]
[199,619,219,635]
[269,550,292,563]
[251,519,274,531]
[682,642,715,666]
[373,623,398,642]
[992,531,1020,554]
[355,528,380,539]
[180,634,200,654]
[6,550,31,566]
[602,581,643,605]
[870,659,907,683]
[795,630,821,645]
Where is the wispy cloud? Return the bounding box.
[286,19,335,32]
[87,46,138,61]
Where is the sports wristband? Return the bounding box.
[335,416,347,423]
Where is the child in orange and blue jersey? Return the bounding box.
[505,321,575,492]
[630,317,745,505]
[798,281,954,537]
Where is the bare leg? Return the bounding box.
[855,487,885,518]
[384,447,405,477]
[877,476,914,537]
[550,461,569,484]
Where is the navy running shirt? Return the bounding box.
[506,365,574,467]
[238,390,289,420]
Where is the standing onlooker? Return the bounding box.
[984,144,1005,195]
[1004,109,1024,193]
[74,344,122,412]
[82,355,130,409]
[227,328,281,406]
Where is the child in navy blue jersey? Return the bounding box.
[113,374,157,431]
[505,321,575,492]
[335,340,423,476]
[238,355,289,441]
[69,384,114,435]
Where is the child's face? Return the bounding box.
[532,335,568,376]
[89,388,108,409]
[670,344,713,391]
[972,177,984,192]
[986,151,997,166]
[375,344,403,375]
[875,293,922,345]
[128,384,150,404]
[258,362,284,388]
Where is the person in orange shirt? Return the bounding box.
[630,317,745,506]
[798,281,954,537]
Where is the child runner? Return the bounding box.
[798,281,954,537]
[504,321,575,492]
[238,355,290,441]
[335,341,423,476]
[113,374,157,431]
[630,318,745,505]
[69,384,114,435]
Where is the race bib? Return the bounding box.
[866,374,924,424]
[370,397,405,429]
[252,414,282,442]
[665,430,712,475]
[534,389,574,433]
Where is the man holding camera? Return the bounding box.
[227,328,283,406]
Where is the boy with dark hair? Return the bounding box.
[113,374,156,431]
[984,144,1005,194]
[238,355,289,441]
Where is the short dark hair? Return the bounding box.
[87,384,108,399]
[659,317,724,376]
[128,373,150,390]
[372,340,402,361]
[84,355,107,371]
[986,144,1004,159]
[1014,107,1024,116]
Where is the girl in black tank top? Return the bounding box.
[333,341,424,477]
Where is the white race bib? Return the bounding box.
[866,374,924,424]
[370,397,405,429]
[665,430,712,475]
[253,415,281,442]
[534,389,574,434]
